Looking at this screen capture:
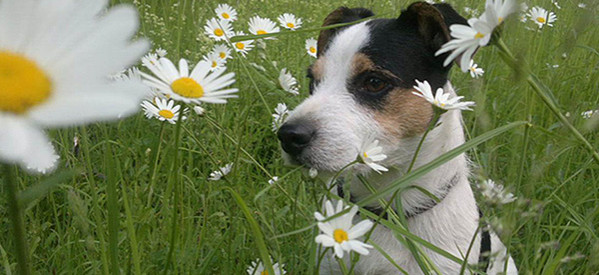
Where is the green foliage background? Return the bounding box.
[1,0,598,274]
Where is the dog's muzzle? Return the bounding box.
[277,122,315,157]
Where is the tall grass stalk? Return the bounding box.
[2,165,31,275]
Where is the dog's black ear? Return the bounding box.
[397,2,467,68]
[317,7,374,57]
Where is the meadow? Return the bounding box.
[0,0,598,274]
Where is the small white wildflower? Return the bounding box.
[246,258,286,275]
[215,4,237,21]
[315,200,374,259]
[278,68,299,95]
[268,176,279,185]
[277,13,302,30]
[204,18,234,41]
[578,3,586,9]
[271,103,289,132]
[412,80,476,111]
[581,110,598,119]
[527,7,557,28]
[156,48,167,57]
[193,105,205,116]
[248,16,280,39]
[469,60,485,78]
[478,179,517,205]
[309,168,318,178]
[231,31,255,57]
[208,163,233,181]
[141,97,184,124]
[305,38,318,58]
[359,139,388,174]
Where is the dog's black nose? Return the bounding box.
[277,123,315,156]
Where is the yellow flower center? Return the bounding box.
[257,30,267,35]
[0,51,52,114]
[474,32,485,39]
[286,22,295,29]
[171,77,204,98]
[309,47,316,53]
[235,42,245,50]
[211,61,218,68]
[222,12,230,19]
[219,52,226,59]
[158,109,175,119]
[261,271,268,275]
[214,28,224,37]
[536,17,546,23]
[498,17,504,23]
[363,152,369,159]
[333,229,349,243]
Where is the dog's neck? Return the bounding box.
[345,82,470,216]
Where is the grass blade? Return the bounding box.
[357,121,527,206]
[225,187,274,275]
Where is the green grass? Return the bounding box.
[1,0,598,274]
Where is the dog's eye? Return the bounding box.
[364,77,388,93]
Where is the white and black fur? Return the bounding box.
[277,2,517,274]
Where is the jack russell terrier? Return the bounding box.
[277,2,518,274]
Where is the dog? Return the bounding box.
[276,2,518,274]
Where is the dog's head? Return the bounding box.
[278,2,467,172]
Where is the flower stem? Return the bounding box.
[495,38,599,163]
[2,164,31,275]
[406,111,443,173]
[164,109,185,274]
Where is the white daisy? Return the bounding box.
[248,16,280,39]
[140,57,238,104]
[268,176,279,185]
[581,110,597,119]
[278,68,299,95]
[483,0,518,26]
[519,3,529,22]
[211,44,232,61]
[277,13,302,30]
[435,17,495,72]
[527,7,557,28]
[412,80,476,111]
[469,60,485,78]
[204,18,234,41]
[215,3,237,21]
[203,52,226,71]
[477,179,517,205]
[271,103,289,132]
[314,200,374,259]
[309,168,318,178]
[359,139,388,174]
[246,258,286,275]
[578,3,587,9]
[305,38,318,58]
[193,105,205,116]
[141,97,183,124]
[156,48,167,58]
[142,52,160,67]
[109,67,142,82]
[231,31,255,57]
[0,0,149,173]
[208,163,233,181]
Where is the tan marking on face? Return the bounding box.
[311,57,327,81]
[374,87,433,140]
[351,53,375,77]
